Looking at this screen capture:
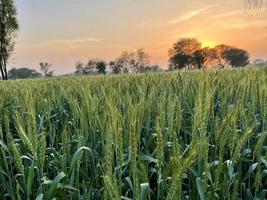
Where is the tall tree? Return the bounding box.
[39,62,54,77]
[0,0,19,80]
[214,45,250,68]
[135,49,150,73]
[74,61,84,75]
[109,61,121,74]
[84,59,98,75]
[113,51,135,74]
[192,47,216,69]
[96,60,106,74]
[214,45,233,68]
[169,38,201,70]
[222,48,249,67]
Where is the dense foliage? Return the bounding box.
[0,67,266,199]
[169,39,250,70]
[8,67,42,79]
[0,0,19,80]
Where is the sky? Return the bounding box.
[10,0,267,74]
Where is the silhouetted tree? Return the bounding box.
[169,39,251,69]
[109,61,121,74]
[135,49,150,73]
[74,59,107,75]
[0,0,19,80]
[8,67,42,79]
[214,45,249,68]
[214,45,233,68]
[96,60,106,74]
[222,48,249,67]
[108,49,152,74]
[39,62,53,77]
[169,38,201,69]
[112,51,135,74]
[192,47,216,69]
[74,61,84,75]
[83,59,98,75]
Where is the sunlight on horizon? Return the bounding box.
[201,41,217,48]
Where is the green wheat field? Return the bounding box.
[0,67,266,200]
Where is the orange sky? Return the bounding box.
[11,0,267,74]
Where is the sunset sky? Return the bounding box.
[11,0,267,74]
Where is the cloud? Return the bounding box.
[167,6,212,24]
[105,44,133,49]
[40,37,102,47]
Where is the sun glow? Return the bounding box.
[201,41,217,48]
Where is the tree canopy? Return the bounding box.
[169,38,250,70]
[39,62,54,77]
[0,0,19,80]
[169,38,202,69]
[75,59,105,75]
[8,67,42,79]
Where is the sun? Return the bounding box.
[201,41,217,48]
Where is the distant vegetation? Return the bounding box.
[0,67,266,199]
[8,67,42,79]
[75,49,162,76]
[39,62,54,77]
[168,38,249,70]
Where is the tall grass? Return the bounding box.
[0,67,266,199]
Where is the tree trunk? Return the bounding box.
[3,56,8,80]
[0,60,5,80]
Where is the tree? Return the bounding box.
[96,60,106,74]
[135,49,150,73]
[83,59,98,75]
[169,38,201,70]
[74,61,84,75]
[8,67,42,79]
[0,0,19,80]
[39,62,53,77]
[192,47,216,69]
[213,44,233,68]
[213,45,249,68]
[222,48,249,67]
[118,51,136,73]
[74,59,107,75]
[110,52,135,74]
[109,61,121,74]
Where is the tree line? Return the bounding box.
[8,51,266,80]
[74,49,161,76]
[169,38,250,70]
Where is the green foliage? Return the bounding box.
[0,67,266,199]
[39,62,53,77]
[8,67,42,79]
[169,38,250,70]
[0,0,19,80]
